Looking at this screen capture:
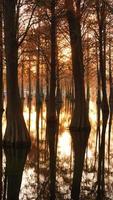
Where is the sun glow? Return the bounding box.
[23,105,36,137]
[60,47,71,62]
[89,100,97,125]
[58,35,71,63]
[58,131,72,157]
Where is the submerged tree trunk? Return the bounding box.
[65,1,91,198]
[3,0,31,146]
[65,0,90,131]
[95,41,101,166]
[36,35,41,182]
[108,34,113,170]
[96,1,109,197]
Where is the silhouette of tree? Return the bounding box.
[3,0,31,146]
[65,0,90,131]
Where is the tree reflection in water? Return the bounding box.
[1,99,113,199]
[71,130,90,200]
[46,122,57,200]
[3,148,28,200]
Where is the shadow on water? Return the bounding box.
[70,129,90,200]
[96,111,109,200]
[46,122,58,200]
[36,102,42,183]
[46,102,61,200]
[3,148,29,200]
[1,98,113,199]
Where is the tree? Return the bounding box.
[47,0,57,122]
[65,1,91,199]
[95,0,109,197]
[0,0,3,146]
[3,0,31,146]
[65,0,90,131]
[0,2,3,198]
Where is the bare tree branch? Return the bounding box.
[18,4,37,47]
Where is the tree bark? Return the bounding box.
[96,0,109,197]
[0,1,2,196]
[3,0,31,147]
[65,0,90,131]
[47,0,57,122]
[21,61,24,111]
[0,0,3,146]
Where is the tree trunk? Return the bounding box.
[36,30,42,106]
[96,0,109,197]
[0,0,3,146]
[108,33,112,171]
[95,42,101,166]
[36,35,41,182]
[21,61,24,111]
[3,0,31,147]
[28,59,32,132]
[47,0,57,123]
[65,0,90,131]
[0,7,2,185]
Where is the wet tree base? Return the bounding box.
[69,116,91,132]
[69,124,91,132]
[3,116,31,148]
[47,115,58,124]
[47,118,58,124]
[69,104,91,132]
[2,140,31,149]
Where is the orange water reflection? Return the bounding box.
[2,99,113,199]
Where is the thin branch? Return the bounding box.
[18,4,37,47]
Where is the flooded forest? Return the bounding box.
[0,0,113,199]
